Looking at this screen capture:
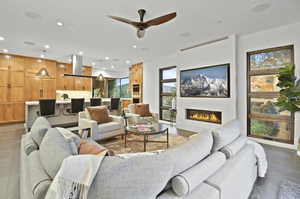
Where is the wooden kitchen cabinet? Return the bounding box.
[0,54,25,123]
[25,58,56,78]
[25,76,56,101]
[56,63,75,90]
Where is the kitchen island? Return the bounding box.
[25,100,91,131]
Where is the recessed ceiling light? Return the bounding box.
[105,57,110,60]
[111,65,115,69]
[78,51,83,55]
[251,3,271,13]
[126,60,131,64]
[24,41,35,46]
[44,45,50,49]
[132,45,137,48]
[24,11,42,20]
[92,62,96,66]
[0,36,5,41]
[103,67,107,70]
[40,54,45,58]
[2,49,8,53]
[56,21,64,27]
[216,20,223,24]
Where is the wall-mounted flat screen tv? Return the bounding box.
[180,64,230,98]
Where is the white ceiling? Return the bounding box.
[0,0,300,73]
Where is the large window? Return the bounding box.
[108,77,131,98]
[159,66,177,121]
[247,45,294,144]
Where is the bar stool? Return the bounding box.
[71,98,85,113]
[38,99,56,117]
[90,98,102,107]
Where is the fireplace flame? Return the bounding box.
[189,112,221,123]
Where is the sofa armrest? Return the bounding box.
[110,115,125,127]
[78,118,98,137]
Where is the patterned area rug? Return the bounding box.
[278,180,300,199]
[98,134,191,154]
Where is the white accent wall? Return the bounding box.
[237,22,300,149]
[144,35,237,133]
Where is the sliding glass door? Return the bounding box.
[247,45,294,144]
[159,66,177,121]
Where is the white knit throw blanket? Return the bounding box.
[247,140,268,178]
[45,151,107,199]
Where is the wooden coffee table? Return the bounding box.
[125,123,169,152]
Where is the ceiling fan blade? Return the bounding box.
[108,15,139,26]
[145,12,177,26]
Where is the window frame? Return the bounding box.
[246,45,295,144]
[159,66,177,121]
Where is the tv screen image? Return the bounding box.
[180,64,230,98]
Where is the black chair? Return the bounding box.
[39,99,56,117]
[71,98,85,113]
[110,98,120,111]
[90,98,102,107]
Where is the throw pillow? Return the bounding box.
[87,106,112,124]
[79,141,114,156]
[211,120,241,152]
[30,117,51,146]
[39,128,76,179]
[135,104,152,117]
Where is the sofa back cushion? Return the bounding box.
[39,128,79,179]
[211,120,241,152]
[164,131,213,176]
[171,152,226,196]
[87,106,112,124]
[88,153,174,199]
[220,135,247,159]
[30,117,51,146]
[135,104,152,117]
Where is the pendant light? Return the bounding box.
[36,67,50,78]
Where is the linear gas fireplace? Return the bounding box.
[186,109,222,124]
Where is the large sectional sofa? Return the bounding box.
[20,117,261,199]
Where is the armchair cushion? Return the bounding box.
[87,106,112,124]
[135,104,152,117]
[98,122,122,133]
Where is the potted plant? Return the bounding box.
[276,65,300,155]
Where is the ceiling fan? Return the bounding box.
[108,9,177,39]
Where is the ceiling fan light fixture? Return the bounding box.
[137,30,145,39]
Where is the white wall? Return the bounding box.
[144,35,237,132]
[93,69,128,78]
[237,22,300,149]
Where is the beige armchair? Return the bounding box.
[127,103,159,124]
[78,107,125,141]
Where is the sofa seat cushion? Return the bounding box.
[88,152,175,199]
[211,120,241,152]
[206,144,257,199]
[171,152,226,196]
[30,117,51,146]
[39,128,78,179]
[98,122,122,133]
[157,183,219,199]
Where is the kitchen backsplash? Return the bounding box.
[56,90,92,101]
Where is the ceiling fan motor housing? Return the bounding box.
[138,9,146,22]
